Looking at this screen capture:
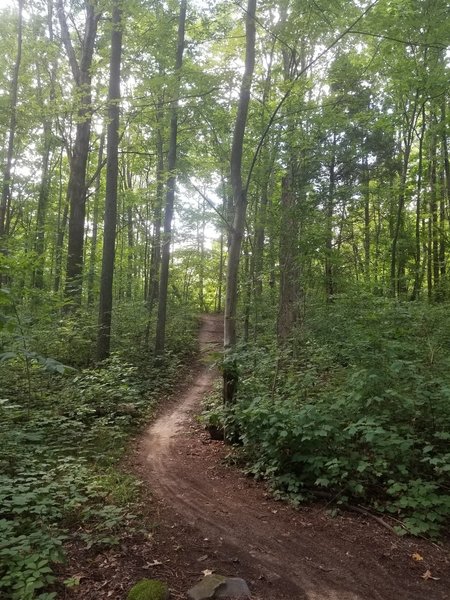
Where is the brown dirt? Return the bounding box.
[58,315,449,599]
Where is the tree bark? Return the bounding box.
[390,95,419,297]
[147,102,165,313]
[87,132,105,305]
[34,0,58,289]
[57,0,100,305]
[96,0,123,361]
[53,149,69,293]
[277,173,300,339]
[324,133,337,302]
[0,0,23,243]
[223,0,257,403]
[154,0,187,356]
[411,104,426,301]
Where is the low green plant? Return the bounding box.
[127,579,169,600]
[0,300,198,598]
[203,299,450,537]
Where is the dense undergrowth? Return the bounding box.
[0,295,197,600]
[203,297,450,538]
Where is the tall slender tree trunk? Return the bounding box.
[198,197,206,311]
[96,0,123,361]
[277,30,304,338]
[277,172,300,339]
[439,167,446,282]
[390,95,419,297]
[154,0,187,356]
[390,144,412,297]
[429,127,439,296]
[223,0,257,404]
[411,105,426,300]
[216,231,224,312]
[0,0,23,244]
[126,206,134,300]
[53,149,69,293]
[87,132,105,305]
[147,104,165,313]
[57,0,100,305]
[363,156,371,283]
[33,123,52,289]
[324,133,337,302]
[33,0,58,290]
[442,101,450,209]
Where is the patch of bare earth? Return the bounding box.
[58,315,449,599]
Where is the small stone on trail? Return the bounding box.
[187,575,226,600]
[187,575,251,600]
[215,577,251,598]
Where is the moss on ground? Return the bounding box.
[127,578,169,600]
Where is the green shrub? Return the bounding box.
[204,299,450,537]
[0,300,198,598]
[127,579,169,600]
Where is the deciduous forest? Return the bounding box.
[0,0,449,598]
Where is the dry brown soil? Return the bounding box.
[59,315,449,599]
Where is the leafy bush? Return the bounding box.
[0,300,198,598]
[205,299,450,537]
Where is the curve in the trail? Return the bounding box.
[139,315,448,600]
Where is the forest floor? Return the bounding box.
[60,315,449,600]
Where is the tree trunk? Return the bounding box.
[57,0,100,305]
[34,1,57,289]
[33,123,52,289]
[277,27,303,337]
[277,173,300,339]
[390,144,411,297]
[324,133,337,302]
[96,0,123,361]
[53,150,69,293]
[0,0,23,243]
[429,127,439,296]
[363,156,371,284]
[154,0,187,356]
[87,132,105,305]
[126,205,134,300]
[223,0,257,404]
[390,95,419,297]
[147,105,165,312]
[411,105,426,301]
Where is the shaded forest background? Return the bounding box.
[0,0,449,598]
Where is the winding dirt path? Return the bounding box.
[137,315,449,600]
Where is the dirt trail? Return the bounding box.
[138,315,449,600]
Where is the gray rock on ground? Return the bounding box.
[187,575,251,600]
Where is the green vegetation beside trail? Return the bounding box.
[203,298,450,538]
[0,300,197,600]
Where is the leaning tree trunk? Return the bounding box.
[0,0,23,243]
[223,0,257,404]
[57,0,100,305]
[154,0,187,357]
[96,0,123,361]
